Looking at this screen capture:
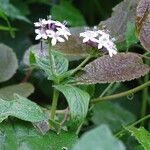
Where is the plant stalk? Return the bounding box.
[71,55,92,75]
[115,114,150,138]
[141,60,150,125]
[91,81,150,104]
[50,88,60,120]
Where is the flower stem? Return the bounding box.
[48,42,55,76]
[91,81,150,104]
[115,114,150,138]
[50,87,60,120]
[71,55,92,75]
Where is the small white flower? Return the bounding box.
[46,30,65,46]
[80,30,98,43]
[35,29,47,40]
[57,27,71,40]
[34,19,47,27]
[97,34,117,57]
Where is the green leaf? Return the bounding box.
[92,102,136,132]
[77,53,150,84]
[0,119,78,150]
[35,50,69,80]
[0,0,30,23]
[72,124,126,150]
[125,22,139,48]
[0,83,34,100]
[55,85,90,127]
[29,51,36,65]
[127,127,150,150]
[0,44,18,83]
[51,0,86,26]
[0,94,46,123]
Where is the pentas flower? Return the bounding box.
[34,16,71,46]
[80,29,117,57]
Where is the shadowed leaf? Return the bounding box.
[0,83,34,100]
[72,125,125,150]
[0,120,77,150]
[99,0,139,43]
[77,53,150,84]
[136,0,150,51]
[54,35,90,60]
[0,44,18,83]
[51,0,86,26]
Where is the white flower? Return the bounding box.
[34,19,47,27]
[57,27,71,40]
[35,29,47,40]
[34,17,71,44]
[46,30,65,46]
[80,30,98,43]
[97,34,117,57]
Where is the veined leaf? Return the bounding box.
[72,124,125,150]
[0,83,34,100]
[35,50,69,80]
[127,127,150,150]
[77,53,150,84]
[0,44,18,83]
[136,0,150,51]
[0,94,46,123]
[55,85,90,127]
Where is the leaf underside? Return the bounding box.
[77,53,150,84]
[136,0,150,51]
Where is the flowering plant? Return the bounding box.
[0,0,150,149]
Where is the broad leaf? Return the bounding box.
[136,0,150,51]
[125,22,139,48]
[92,102,136,132]
[72,124,125,150]
[127,127,150,150]
[99,0,139,43]
[77,53,150,84]
[0,83,34,100]
[0,119,78,150]
[0,94,46,123]
[51,0,86,26]
[0,44,18,83]
[55,85,90,127]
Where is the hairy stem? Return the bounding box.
[71,55,92,75]
[50,88,60,120]
[91,81,150,104]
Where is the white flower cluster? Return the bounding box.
[80,30,117,57]
[34,17,71,46]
